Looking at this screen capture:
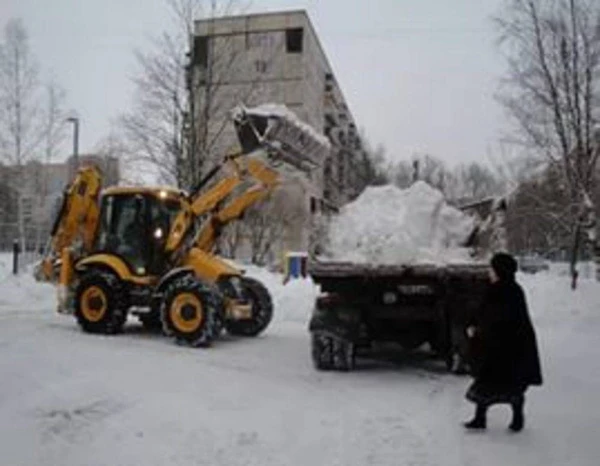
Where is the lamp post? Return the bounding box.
[66,117,79,168]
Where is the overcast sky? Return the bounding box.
[2,0,508,166]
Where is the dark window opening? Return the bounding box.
[193,35,209,66]
[255,60,268,73]
[310,197,317,214]
[286,27,304,53]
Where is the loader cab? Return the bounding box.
[94,188,183,276]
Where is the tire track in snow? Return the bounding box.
[36,398,130,445]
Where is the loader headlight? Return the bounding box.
[159,190,168,199]
[154,228,163,239]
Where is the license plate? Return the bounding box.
[396,285,435,295]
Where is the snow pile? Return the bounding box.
[0,269,55,313]
[241,264,318,324]
[326,181,477,265]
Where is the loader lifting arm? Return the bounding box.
[165,105,330,262]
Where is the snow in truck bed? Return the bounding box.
[326,181,478,265]
[1,258,599,465]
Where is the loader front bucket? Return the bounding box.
[232,104,330,173]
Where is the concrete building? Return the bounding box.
[189,10,372,255]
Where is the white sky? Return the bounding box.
[2,0,508,166]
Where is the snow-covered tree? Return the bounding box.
[496,0,600,284]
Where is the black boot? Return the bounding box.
[509,396,525,432]
[464,404,487,430]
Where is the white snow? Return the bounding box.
[326,181,477,265]
[1,260,599,465]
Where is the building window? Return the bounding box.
[255,60,268,73]
[286,27,304,53]
[192,35,209,66]
[247,32,275,49]
[310,196,317,214]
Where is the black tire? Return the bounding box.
[75,271,126,334]
[224,276,273,337]
[160,275,218,347]
[311,332,356,371]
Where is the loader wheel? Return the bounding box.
[75,272,126,334]
[224,277,273,337]
[311,332,356,371]
[160,275,218,347]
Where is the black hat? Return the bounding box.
[491,253,518,281]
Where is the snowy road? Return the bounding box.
[1,266,599,465]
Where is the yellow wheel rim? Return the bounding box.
[169,292,203,333]
[81,286,108,323]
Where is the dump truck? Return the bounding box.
[307,197,508,372]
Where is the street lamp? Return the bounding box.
[66,117,79,168]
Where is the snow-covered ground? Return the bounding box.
[1,254,599,465]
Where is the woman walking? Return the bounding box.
[464,253,543,432]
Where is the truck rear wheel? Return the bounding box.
[311,332,356,371]
[160,275,218,347]
[75,271,126,334]
[225,277,273,337]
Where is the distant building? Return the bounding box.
[189,10,371,254]
[0,155,120,250]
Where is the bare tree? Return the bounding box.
[359,138,390,188]
[243,189,305,266]
[40,80,66,203]
[31,80,68,253]
[392,154,453,195]
[121,0,275,191]
[496,0,600,284]
[0,19,43,251]
[219,220,244,259]
[41,80,66,165]
[452,162,504,202]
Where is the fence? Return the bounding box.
[0,222,50,252]
[0,222,48,273]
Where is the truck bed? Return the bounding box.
[308,260,489,281]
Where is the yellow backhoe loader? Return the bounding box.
[35,105,329,346]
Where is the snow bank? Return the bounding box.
[326,181,476,265]
[0,259,317,324]
[0,267,55,312]
[241,265,318,324]
[0,253,10,281]
[520,271,600,326]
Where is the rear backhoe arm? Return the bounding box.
[35,165,103,282]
